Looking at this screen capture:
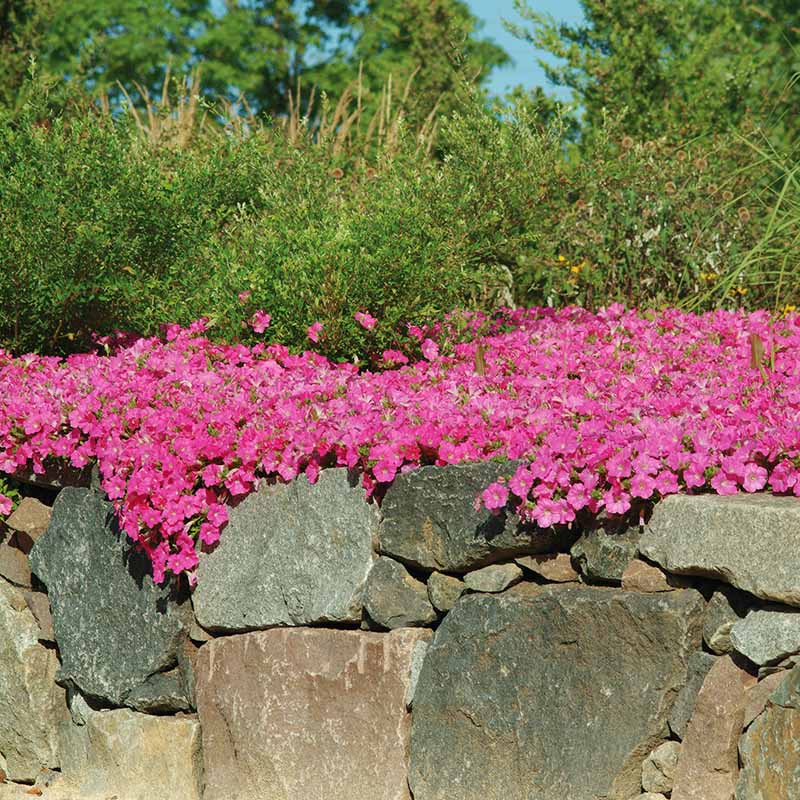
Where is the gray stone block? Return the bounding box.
[194,468,378,632]
[409,586,705,800]
[28,488,191,708]
[640,493,800,606]
[379,462,575,572]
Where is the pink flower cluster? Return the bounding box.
[2,305,800,584]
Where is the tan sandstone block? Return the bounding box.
[671,654,755,800]
[58,707,203,800]
[195,627,431,800]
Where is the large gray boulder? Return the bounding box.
[639,494,800,606]
[0,578,67,782]
[28,488,191,709]
[409,585,705,800]
[193,469,378,632]
[379,462,575,572]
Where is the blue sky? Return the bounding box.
[467,0,585,98]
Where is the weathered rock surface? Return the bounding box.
[409,586,704,800]
[0,527,31,587]
[759,653,800,679]
[22,591,54,643]
[58,707,203,800]
[571,524,641,582]
[743,672,787,729]
[641,741,680,794]
[668,651,717,739]
[364,557,437,629]
[671,654,755,800]
[515,553,579,582]
[28,488,191,708]
[737,665,800,799]
[426,572,464,612]
[379,462,575,572]
[704,586,755,655]
[194,469,377,632]
[731,606,800,666]
[195,627,430,800]
[405,640,429,709]
[0,579,67,782]
[463,562,522,593]
[635,795,668,800]
[640,493,800,606]
[123,668,193,714]
[0,499,44,587]
[622,559,688,592]
[188,618,214,642]
[5,497,52,541]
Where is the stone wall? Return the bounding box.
[1,462,800,799]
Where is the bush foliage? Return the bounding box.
[1,72,789,358]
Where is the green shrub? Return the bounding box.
[0,78,789,362]
[507,121,772,310]
[0,82,501,359]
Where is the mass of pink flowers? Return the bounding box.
[1,305,800,584]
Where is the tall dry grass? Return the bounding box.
[100,62,440,159]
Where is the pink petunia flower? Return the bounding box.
[421,339,439,361]
[482,482,509,510]
[307,322,323,343]
[249,310,272,333]
[355,311,377,331]
[743,463,768,493]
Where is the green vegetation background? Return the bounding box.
[1,0,799,359]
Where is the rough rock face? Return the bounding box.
[0,527,31,588]
[379,462,574,571]
[641,741,680,794]
[622,559,689,593]
[743,672,787,729]
[736,664,800,800]
[463,562,522,593]
[409,585,705,800]
[703,587,754,655]
[668,651,717,739]
[730,606,800,666]
[5,497,52,541]
[671,655,755,800]
[363,557,437,629]
[0,579,67,782]
[58,707,203,800]
[515,553,578,583]
[640,493,800,606]
[0,498,47,588]
[570,524,641,583]
[426,572,465,612]
[195,627,430,800]
[193,469,378,632]
[22,591,55,643]
[28,488,191,708]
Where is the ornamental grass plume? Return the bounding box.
[1,306,800,584]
